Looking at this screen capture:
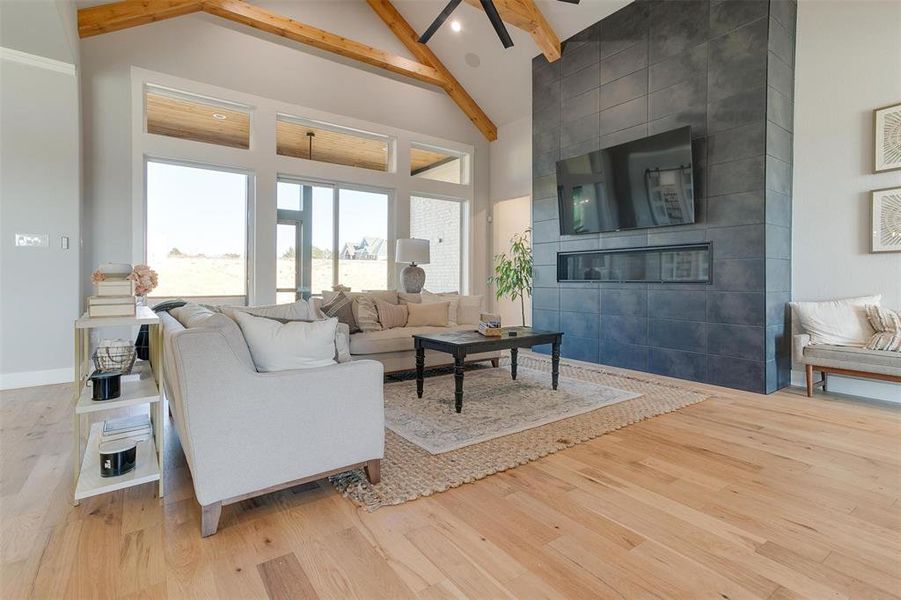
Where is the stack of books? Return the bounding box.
[101,415,152,443]
[88,278,135,318]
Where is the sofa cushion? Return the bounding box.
[169,304,255,370]
[376,298,408,329]
[790,295,881,347]
[350,324,474,355]
[864,305,901,351]
[421,290,459,325]
[457,295,484,325]
[221,300,314,321]
[803,344,901,376]
[407,301,449,327]
[233,312,338,372]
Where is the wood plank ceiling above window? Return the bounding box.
[77,0,564,142]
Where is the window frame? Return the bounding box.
[410,141,471,185]
[143,84,254,150]
[276,113,396,174]
[143,156,254,303]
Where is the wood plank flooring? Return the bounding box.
[1,365,899,599]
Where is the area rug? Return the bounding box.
[385,365,641,454]
[330,354,709,511]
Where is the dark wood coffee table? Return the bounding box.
[413,327,563,413]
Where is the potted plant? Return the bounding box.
[488,228,532,326]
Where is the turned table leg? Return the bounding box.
[454,353,465,413]
[551,338,561,391]
[510,347,518,380]
[416,344,425,399]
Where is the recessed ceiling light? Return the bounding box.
[450,20,462,33]
[212,113,227,120]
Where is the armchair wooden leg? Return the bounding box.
[822,371,827,392]
[805,364,814,397]
[364,459,381,485]
[490,358,500,368]
[201,502,221,538]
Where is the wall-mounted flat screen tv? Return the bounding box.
[556,126,695,235]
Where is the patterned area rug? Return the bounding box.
[331,354,709,511]
[385,365,641,454]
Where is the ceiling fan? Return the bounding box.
[419,0,580,49]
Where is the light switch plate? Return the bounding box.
[15,234,49,248]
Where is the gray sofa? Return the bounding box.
[160,309,384,537]
[793,334,901,396]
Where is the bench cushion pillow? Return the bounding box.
[865,305,901,351]
[789,295,881,347]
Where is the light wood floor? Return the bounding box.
[2,365,900,599]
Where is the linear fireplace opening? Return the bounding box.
[557,243,711,284]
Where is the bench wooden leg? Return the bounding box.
[364,459,381,485]
[805,364,814,397]
[201,502,221,538]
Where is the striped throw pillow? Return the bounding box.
[864,305,901,351]
[320,292,360,334]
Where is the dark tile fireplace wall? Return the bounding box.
[531,0,795,393]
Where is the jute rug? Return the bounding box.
[331,354,709,511]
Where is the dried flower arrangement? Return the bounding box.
[127,264,159,296]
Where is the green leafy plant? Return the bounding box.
[488,228,533,326]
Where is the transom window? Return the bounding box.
[277,114,391,172]
[410,143,469,184]
[145,85,251,149]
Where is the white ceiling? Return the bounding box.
[76,0,631,127]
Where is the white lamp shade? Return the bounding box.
[396,238,430,265]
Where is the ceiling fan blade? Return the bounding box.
[418,0,464,44]
[480,0,514,48]
[556,0,581,4]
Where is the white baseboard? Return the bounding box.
[790,370,900,404]
[0,368,73,391]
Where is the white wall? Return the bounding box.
[0,1,80,389]
[792,0,901,401]
[79,10,492,307]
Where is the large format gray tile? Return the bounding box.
[533,174,556,200]
[649,42,707,92]
[768,15,795,68]
[532,219,560,245]
[708,85,767,133]
[708,155,765,196]
[709,0,768,37]
[766,259,791,292]
[560,287,600,313]
[649,110,707,139]
[766,155,792,194]
[767,86,793,132]
[707,191,765,226]
[708,122,765,165]
[561,64,600,101]
[707,291,765,325]
[563,38,600,77]
[533,264,558,288]
[599,0,649,59]
[560,335,599,363]
[650,74,707,120]
[712,258,766,291]
[770,0,797,33]
[598,124,649,151]
[532,287,560,311]
[532,196,557,222]
[649,348,708,381]
[649,319,707,353]
[600,42,649,85]
[532,309,560,331]
[599,340,649,371]
[767,51,794,99]
[765,224,791,260]
[707,17,768,103]
[600,69,648,111]
[532,242,559,266]
[563,87,600,122]
[602,288,648,316]
[707,323,765,360]
[706,224,765,259]
[562,311,600,339]
[649,289,707,321]
[766,121,792,164]
[602,315,648,346]
[707,355,765,392]
[599,96,648,136]
[648,0,709,63]
[562,111,601,148]
[765,189,791,227]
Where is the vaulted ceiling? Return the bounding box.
[76,0,630,137]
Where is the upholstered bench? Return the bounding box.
[793,334,901,396]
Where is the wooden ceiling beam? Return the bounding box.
[78,0,203,38]
[77,0,445,87]
[463,0,560,62]
[366,0,497,141]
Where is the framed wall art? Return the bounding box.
[872,187,901,252]
[874,103,901,172]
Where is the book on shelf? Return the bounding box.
[101,415,152,442]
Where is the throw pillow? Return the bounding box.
[421,290,459,326]
[789,295,881,347]
[233,312,338,372]
[457,295,484,325]
[407,301,449,327]
[355,294,382,332]
[320,292,360,333]
[864,305,901,351]
[397,292,421,305]
[376,298,408,329]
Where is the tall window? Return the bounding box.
[146,161,248,301]
[410,196,463,293]
[338,188,388,291]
